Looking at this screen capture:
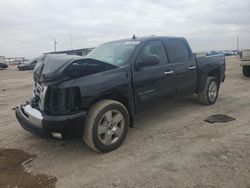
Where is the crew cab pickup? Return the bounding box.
[15,36,225,152]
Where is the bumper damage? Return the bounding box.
[15,104,87,139]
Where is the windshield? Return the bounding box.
[86,41,140,66]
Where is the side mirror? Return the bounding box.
[136,55,160,69]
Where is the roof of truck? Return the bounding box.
[106,36,186,43]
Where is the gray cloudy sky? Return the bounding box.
[0,0,250,58]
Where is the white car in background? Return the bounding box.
[240,50,250,77]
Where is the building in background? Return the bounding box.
[1,47,95,65]
[4,57,28,65]
[45,47,95,56]
[0,56,5,63]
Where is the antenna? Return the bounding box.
[236,36,239,58]
[132,34,136,40]
[69,33,73,50]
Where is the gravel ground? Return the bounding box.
[0,57,249,188]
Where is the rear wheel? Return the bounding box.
[243,66,250,77]
[83,100,129,153]
[198,77,219,105]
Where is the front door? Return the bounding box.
[133,40,176,104]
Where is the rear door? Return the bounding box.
[164,39,198,95]
[133,40,176,103]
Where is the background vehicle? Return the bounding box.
[17,58,38,70]
[0,62,8,69]
[17,56,43,70]
[16,36,225,153]
[239,49,250,77]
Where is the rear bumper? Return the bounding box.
[240,60,250,66]
[15,104,87,138]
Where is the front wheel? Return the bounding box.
[198,77,219,105]
[83,100,129,153]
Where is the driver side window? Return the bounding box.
[137,41,168,65]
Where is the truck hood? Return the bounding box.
[33,54,117,83]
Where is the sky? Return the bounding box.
[0,0,250,58]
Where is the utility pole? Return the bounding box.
[54,39,57,52]
[69,33,73,50]
[236,36,239,58]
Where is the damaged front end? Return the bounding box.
[44,86,81,115]
[15,82,86,139]
[15,54,117,138]
[30,82,81,115]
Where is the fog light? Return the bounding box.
[51,132,62,139]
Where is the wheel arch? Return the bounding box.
[90,92,134,127]
[207,69,221,84]
[196,68,222,93]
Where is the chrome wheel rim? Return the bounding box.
[97,109,125,145]
[208,81,218,102]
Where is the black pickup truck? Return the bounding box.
[16,36,225,152]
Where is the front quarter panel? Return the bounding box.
[58,66,133,110]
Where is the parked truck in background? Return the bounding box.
[240,50,250,77]
[15,36,225,153]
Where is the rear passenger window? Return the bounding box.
[137,41,168,65]
[165,39,190,63]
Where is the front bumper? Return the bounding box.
[15,104,87,138]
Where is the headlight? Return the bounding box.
[44,87,81,115]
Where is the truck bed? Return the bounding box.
[196,54,225,66]
[195,54,225,92]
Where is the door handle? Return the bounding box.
[188,66,196,70]
[164,70,174,75]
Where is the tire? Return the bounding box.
[198,77,219,105]
[83,99,129,153]
[243,66,250,77]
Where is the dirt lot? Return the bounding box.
[0,57,249,188]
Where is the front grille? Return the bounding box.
[31,82,47,110]
[31,83,42,108]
